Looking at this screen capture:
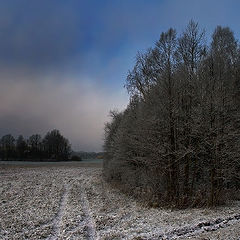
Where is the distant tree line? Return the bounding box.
[104,21,240,207]
[0,129,72,161]
[73,151,104,159]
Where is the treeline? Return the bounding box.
[103,21,240,207]
[73,151,104,159]
[0,129,71,161]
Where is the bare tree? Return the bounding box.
[0,134,15,160]
[28,134,42,158]
[16,135,27,160]
[43,129,71,160]
[103,22,240,208]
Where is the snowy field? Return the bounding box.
[0,163,240,240]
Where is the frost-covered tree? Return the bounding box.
[104,21,240,207]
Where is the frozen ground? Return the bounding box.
[0,163,240,240]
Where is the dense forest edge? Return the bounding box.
[103,20,240,208]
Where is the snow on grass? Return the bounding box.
[0,164,240,239]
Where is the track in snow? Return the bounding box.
[79,186,99,240]
[47,183,69,240]
[160,213,240,239]
[44,181,98,240]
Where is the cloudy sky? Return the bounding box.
[0,0,239,151]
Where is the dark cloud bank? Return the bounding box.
[0,0,239,151]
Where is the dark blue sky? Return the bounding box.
[0,0,240,151]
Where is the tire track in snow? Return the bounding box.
[45,180,98,240]
[47,183,69,240]
[160,213,240,239]
[79,186,99,240]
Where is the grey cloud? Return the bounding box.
[0,73,128,151]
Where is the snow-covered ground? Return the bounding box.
[0,164,240,240]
